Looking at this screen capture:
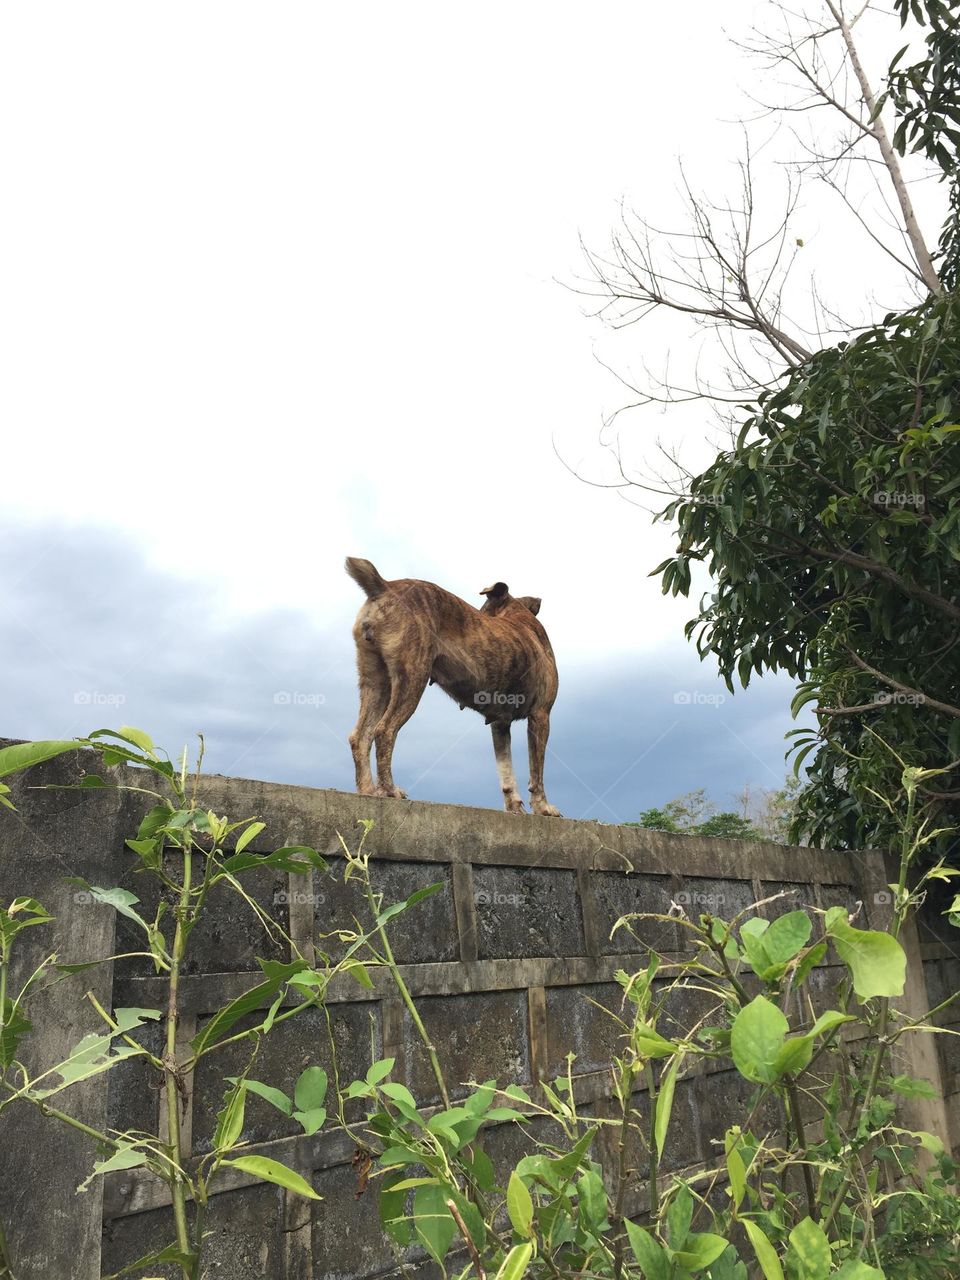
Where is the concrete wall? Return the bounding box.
[0,746,954,1279]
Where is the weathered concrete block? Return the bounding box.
[115,854,290,978]
[759,881,811,918]
[315,858,458,966]
[101,1183,283,1277]
[676,876,755,933]
[545,982,624,1079]
[403,989,529,1105]
[193,1003,378,1150]
[473,866,584,959]
[591,871,678,955]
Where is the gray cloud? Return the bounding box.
[1,523,805,823]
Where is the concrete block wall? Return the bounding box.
[0,746,953,1279]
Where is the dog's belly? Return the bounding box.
[430,657,527,720]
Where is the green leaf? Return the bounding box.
[673,1232,729,1269]
[624,1222,669,1280]
[294,1066,328,1112]
[222,1155,321,1199]
[117,725,155,754]
[494,1242,534,1280]
[0,739,77,779]
[77,1144,148,1192]
[743,1219,785,1280]
[233,821,266,856]
[413,1182,456,1264]
[293,1106,326,1136]
[786,1216,830,1280]
[726,1137,746,1210]
[366,1057,396,1085]
[655,1054,683,1156]
[826,916,906,999]
[507,1169,534,1237]
[576,1169,608,1231]
[213,1081,247,1152]
[832,1263,884,1280]
[731,997,788,1083]
[380,1170,413,1247]
[227,1076,292,1116]
[667,1182,693,1249]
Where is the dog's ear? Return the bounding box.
[516,596,541,616]
[480,582,509,600]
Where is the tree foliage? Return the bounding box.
[655,292,960,850]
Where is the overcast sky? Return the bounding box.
[0,3,942,820]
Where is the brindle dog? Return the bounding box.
[345,557,560,815]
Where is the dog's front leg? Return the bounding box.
[527,708,561,817]
[491,722,525,814]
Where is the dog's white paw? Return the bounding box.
[532,802,562,818]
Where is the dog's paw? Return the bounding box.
[504,796,527,815]
[375,785,408,800]
[532,802,562,818]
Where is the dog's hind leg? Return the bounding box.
[527,708,561,817]
[349,646,390,796]
[491,722,525,814]
[372,660,431,799]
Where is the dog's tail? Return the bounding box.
[345,557,388,599]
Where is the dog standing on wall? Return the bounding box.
[345,557,561,816]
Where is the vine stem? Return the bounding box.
[360,868,451,1111]
[164,843,194,1270]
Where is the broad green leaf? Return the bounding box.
[507,1170,534,1237]
[743,1219,785,1280]
[731,997,788,1083]
[827,916,906,999]
[413,1182,456,1264]
[787,1216,830,1280]
[222,1155,321,1199]
[673,1232,729,1269]
[77,1144,148,1192]
[227,1076,292,1116]
[294,1066,328,1111]
[576,1169,608,1231]
[667,1182,693,1249]
[366,1057,396,1085]
[233,821,266,856]
[624,1222,669,1280]
[380,1171,413,1247]
[832,1263,884,1280]
[293,1106,326,1135]
[494,1242,534,1280]
[117,725,155,754]
[0,739,77,779]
